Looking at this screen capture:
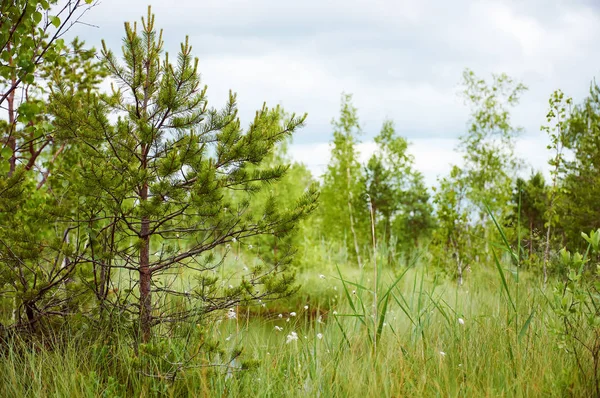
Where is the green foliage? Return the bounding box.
[431,70,527,283]
[508,173,548,267]
[431,166,472,282]
[547,229,600,395]
[244,138,317,269]
[555,84,600,251]
[0,36,107,332]
[460,68,527,219]
[364,120,434,264]
[318,93,369,265]
[48,8,318,341]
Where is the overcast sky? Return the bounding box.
[67,0,600,187]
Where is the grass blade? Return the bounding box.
[518,309,535,343]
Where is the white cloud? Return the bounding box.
[66,0,599,186]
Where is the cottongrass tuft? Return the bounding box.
[286,331,298,343]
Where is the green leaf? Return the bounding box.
[1,146,12,159]
[492,248,516,313]
[518,309,535,343]
[33,11,42,25]
[51,16,61,29]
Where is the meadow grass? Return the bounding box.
[0,253,594,397]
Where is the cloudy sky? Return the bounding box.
[67,0,600,187]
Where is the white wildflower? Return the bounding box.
[333,310,338,315]
[229,285,234,289]
[232,237,237,243]
[243,266,249,271]
[317,333,323,340]
[225,335,232,341]
[439,351,446,357]
[248,244,253,250]
[278,314,283,318]
[458,318,465,325]
[304,305,308,310]
[274,326,283,332]
[290,312,296,317]
[286,318,290,322]
[319,274,326,279]
[286,331,298,343]
[226,308,237,320]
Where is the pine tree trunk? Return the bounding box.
[139,143,152,342]
[140,213,152,342]
[25,302,35,332]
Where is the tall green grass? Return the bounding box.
[0,257,593,397]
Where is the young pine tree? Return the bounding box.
[55,9,318,342]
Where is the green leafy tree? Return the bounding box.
[364,120,434,265]
[393,170,435,265]
[0,37,106,331]
[319,93,368,267]
[541,90,572,283]
[1,0,95,178]
[430,69,525,283]
[508,173,547,266]
[556,83,600,253]
[0,0,103,331]
[431,166,471,284]
[460,69,527,221]
[54,9,318,342]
